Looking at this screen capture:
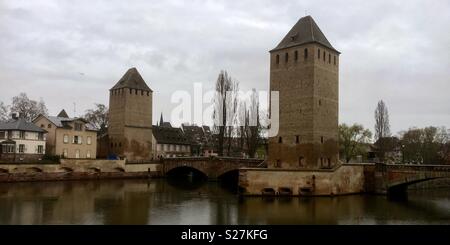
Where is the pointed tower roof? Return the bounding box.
[57,109,69,118]
[271,15,339,53]
[111,67,153,92]
[159,113,164,126]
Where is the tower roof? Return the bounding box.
[111,67,153,92]
[271,15,339,53]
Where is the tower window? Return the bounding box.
[141,90,144,95]
[147,91,149,96]
[135,89,138,95]
[329,54,331,63]
[298,156,304,167]
[278,137,282,143]
[323,52,326,61]
[285,53,289,63]
[296,135,299,144]
[321,136,324,144]
[304,48,308,60]
[319,99,322,106]
[334,56,336,65]
[318,49,320,59]
[294,50,298,61]
[276,55,279,64]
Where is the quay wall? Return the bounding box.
[0,159,162,183]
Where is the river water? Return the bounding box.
[0,178,449,225]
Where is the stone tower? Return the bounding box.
[108,67,153,160]
[268,16,340,169]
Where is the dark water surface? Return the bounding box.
[0,178,449,224]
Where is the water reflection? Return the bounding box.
[0,179,449,224]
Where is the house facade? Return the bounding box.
[33,110,98,159]
[153,119,190,158]
[0,117,47,162]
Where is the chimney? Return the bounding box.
[12,113,18,120]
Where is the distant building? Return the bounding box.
[181,123,217,156]
[33,109,97,159]
[153,115,190,158]
[0,115,47,162]
[107,67,153,160]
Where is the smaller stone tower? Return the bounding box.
[108,67,153,160]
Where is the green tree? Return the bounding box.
[339,123,372,163]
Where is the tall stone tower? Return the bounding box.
[108,67,153,160]
[268,16,340,169]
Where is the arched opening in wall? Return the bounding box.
[60,167,73,173]
[218,169,240,193]
[166,166,208,190]
[114,167,125,172]
[26,167,43,173]
[87,167,101,174]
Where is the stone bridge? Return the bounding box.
[162,157,265,179]
[371,163,450,196]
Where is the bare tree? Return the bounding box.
[244,89,261,158]
[374,100,391,160]
[10,93,48,121]
[212,70,232,156]
[0,101,9,122]
[225,80,239,156]
[84,104,109,134]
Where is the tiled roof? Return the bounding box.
[153,125,190,145]
[0,118,46,133]
[271,15,339,53]
[111,67,153,92]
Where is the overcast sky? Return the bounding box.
[0,0,449,135]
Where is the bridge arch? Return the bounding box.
[165,166,208,179]
[26,167,43,173]
[0,168,9,174]
[60,167,74,173]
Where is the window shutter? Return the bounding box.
[79,136,83,144]
[72,136,75,144]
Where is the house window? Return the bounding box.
[87,136,92,145]
[304,48,308,60]
[75,149,80,159]
[38,133,44,140]
[74,123,83,131]
[19,144,25,153]
[276,55,279,64]
[278,137,282,143]
[37,145,44,154]
[296,135,299,144]
[63,148,68,158]
[135,89,138,95]
[298,156,304,167]
[2,144,14,153]
[48,124,51,128]
[87,150,91,159]
[73,136,79,144]
[0,131,4,139]
[63,135,69,143]
[19,131,25,139]
[285,53,289,62]
[294,51,298,61]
